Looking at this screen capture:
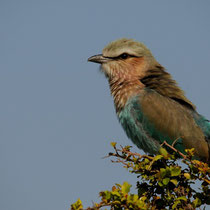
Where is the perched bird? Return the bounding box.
[88,38,210,163]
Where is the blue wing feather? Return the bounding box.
[193,113,210,141]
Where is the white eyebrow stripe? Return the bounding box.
[103,48,141,58]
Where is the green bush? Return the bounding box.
[71,143,210,210]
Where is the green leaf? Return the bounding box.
[104,191,111,201]
[162,178,170,185]
[159,147,168,157]
[111,191,121,198]
[158,181,163,187]
[121,182,131,195]
[172,200,180,209]
[110,142,117,147]
[185,148,195,156]
[184,173,191,179]
[153,155,163,161]
[71,198,83,210]
[170,166,181,177]
[124,145,132,151]
[193,197,201,207]
[144,158,149,164]
[170,179,178,186]
[115,183,121,188]
[132,194,139,202]
[160,168,167,178]
[177,196,187,201]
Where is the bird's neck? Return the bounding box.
[108,78,143,114]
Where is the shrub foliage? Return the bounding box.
[71,142,210,210]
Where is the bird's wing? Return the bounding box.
[135,89,209,161]
[193,113,210,143]
[119,97,161,155]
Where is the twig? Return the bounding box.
[171,136,184,147]
[111,158,131,167]
[161,141,187,160]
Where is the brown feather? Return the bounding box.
[140,90,209,161]
[140,65,196,110]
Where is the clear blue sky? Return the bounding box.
[1,1,210,210]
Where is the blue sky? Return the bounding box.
[1,1,210,210]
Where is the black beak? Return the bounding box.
[88,54,111,64]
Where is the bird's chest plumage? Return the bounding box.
[109,79,144,114]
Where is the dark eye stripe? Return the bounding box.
[104,53,138,60]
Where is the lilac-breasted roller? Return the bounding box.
[88,38,210,163]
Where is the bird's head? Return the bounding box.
[88,38,158,81]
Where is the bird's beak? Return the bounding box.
[88,54,111,64]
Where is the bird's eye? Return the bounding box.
[120,53,129,59]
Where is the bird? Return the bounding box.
[88,38,210,163]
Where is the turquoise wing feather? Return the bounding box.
[193,113,210,143]
[118,96,161,154]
